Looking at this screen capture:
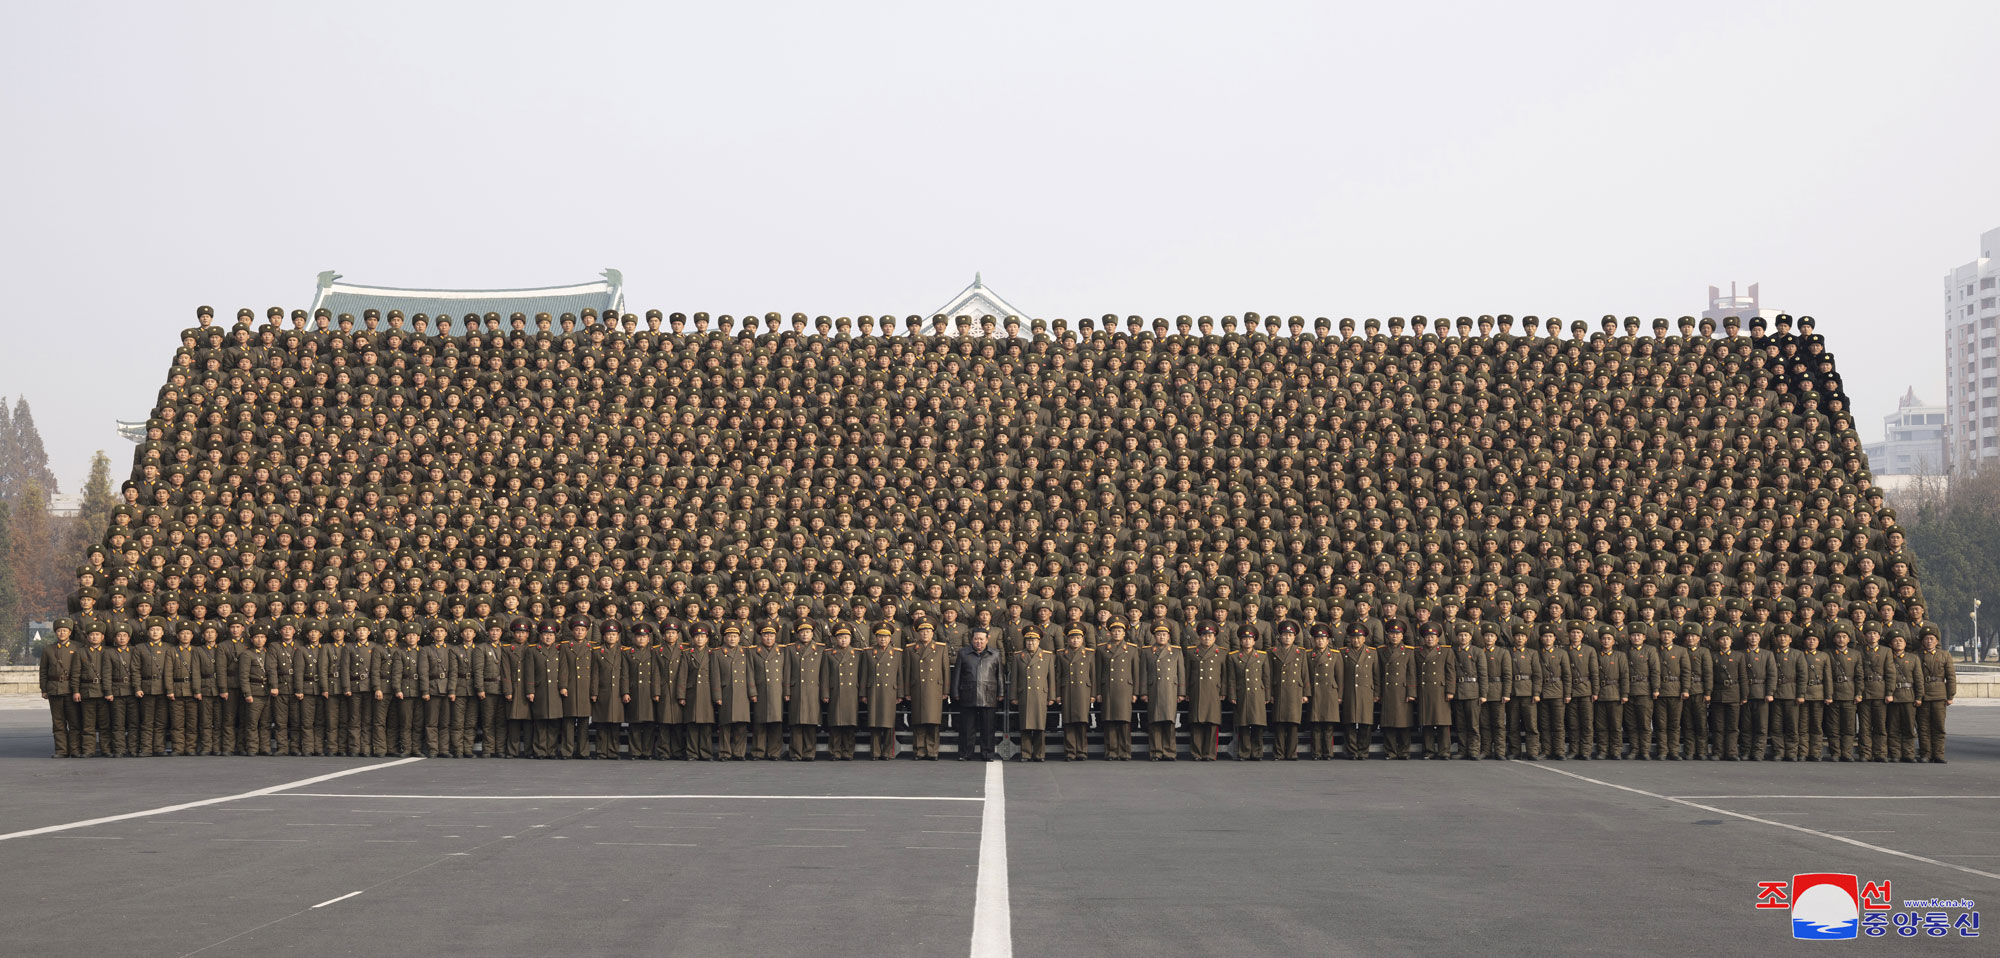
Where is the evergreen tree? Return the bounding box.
[78,450,113,537]
[0,500,16,662]
[10,397,57,496]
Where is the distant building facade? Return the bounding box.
[1945,227,2000,474]
[1864,387,1946,479]
[1702,281,1780,326]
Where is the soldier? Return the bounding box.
[195,626,223,755]
[78,625,113,756]
[1564,627,1597,760]
[40,619,79,758]
[390,627,424,757]
[344,627,379,757]
[1226,629,1273,760]
[290,628,327,757]
[1592,632,1628,759]
[657,623,689,760]
[1622,631,1658,760]
[238,630,276,757]
[785,623,824,761]
[582,623,624,758]
[1504,630,1541,760]
[1680,629,1711,761]
[1801,633,1832,761]
[501,621,533,759]
[1414,625,1452,760]
[1097,622,1141,760]
[1741,631,1776,761]
[1654,625,1690,761]
[474,624,504,757]
[1305,626,1345,760]
[1264,622,1308,760]
[626,624,662,759]
[713,626,755,760]
[448,625,479,758]
[1183,625,1228,761]
[1012,629,1055,761]
[749,626,789,760]
[107,625,138,757]
[1449,629,1485,759]
[677,627,718,761]
[1827,630,1862,762]
[1770,632,1807,761]
[419,630,452,758]
[1859,627,1891,762]
[1376,623,1417,759]
[1139,624,1185,760]
[269,626,296,756]
[1533,630,1570,761]
[862,627,906,760]
[167,625,200,756]
[1916,633,1956,763]
[560,619,595,759]
[821,627,863,760]
[323,627,349,757]
[951,629,1004,761]
[1707,634,1746,761]
[135,620,170,756]
[905,623,950,760]
[1476,630,1509,760]
[216,624,246,756]
[1340,625,1380,760]
[1056,628,1097,760]
[1884,635,1920,762]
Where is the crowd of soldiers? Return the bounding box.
[39,303,1956,766]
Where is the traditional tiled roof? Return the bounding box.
[931,273,1026,320]
[310,269,625,322]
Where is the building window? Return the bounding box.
[1986,277,1998,289]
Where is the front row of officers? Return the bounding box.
[38,616,1959,764]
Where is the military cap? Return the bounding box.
[1152,624,1171,634]
[1198,623,1217,634]
[1278,620,1298,633]
[601,621,621,634]
[874,627,893,636]
[759,625,777,635]
[1348,624,1367,637]
[633,622,654,637]
[236,307,254,320]
[540,623,559,634]
[266,306,284,318]
[55,617,74,631]
[833,626,853,637]
[510,620,531,632]
[196,305,213,318]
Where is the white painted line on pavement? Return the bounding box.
[1672,794,2000,800]
[0,757,424,843]
[972,760,1012,958]
[1517,762,2000,883]
[311,891,362,909]
[280,792,981,801]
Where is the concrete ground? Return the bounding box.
[2,704,1996,957]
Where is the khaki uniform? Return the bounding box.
[1097,641,1141,759]
[905,641,951,759]
[40,640,80,757]
[1414,644,1452,758]
[1917,648,1956,761]
[1011,649,1055,760]
[785,641,825,760]
[861,647,905,759]
[1340,644,1379,759]
[1225,648,1272,760]
[1139,644,1185,760]
[1055,647,1096,760]
[1184,644,1227,760]
[820,647,863,759]
[1305,647,1345,758]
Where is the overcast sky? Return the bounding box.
[3,1,1996,492]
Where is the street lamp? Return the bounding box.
[1973,599,1982,663]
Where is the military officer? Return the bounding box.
[821,627,863,760]
[1707,634,1746,761]
[1414,625,1453,759]
[1056,628,1097,760]
[1504,630,1541,760]
[1592,632,1629,759]
[713,626,755,760]
[40,620,79,757]
[749,625,789,760]
[677,627,718,761]
[1226,628,1273,760]
[862,627,906,759]
[1305,626,1345,760]
[1012,629,1055,761]
[1376,623,1417,759]
[626,624,662,758]
[1770,632,1807,761]
[1826,631,1861,761]
[1183,625,1228,761]
[1476,630,1509,760]
[590,623,631,759]
[1097,622,1141,760]
[1564,627,1597,759]
[1340,625,1380,760]
[785,623,825,760]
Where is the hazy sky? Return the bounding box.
[4,1,1996,492]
